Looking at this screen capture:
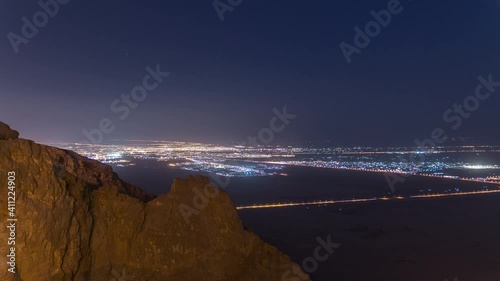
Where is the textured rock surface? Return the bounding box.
[0,122,309,281]
[0,122,19,140]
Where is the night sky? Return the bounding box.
[0,0,499,145]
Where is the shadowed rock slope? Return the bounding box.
[0,122,310,281]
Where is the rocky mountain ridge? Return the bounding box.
[0,121,309,281]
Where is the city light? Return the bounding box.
[48,141,500,185]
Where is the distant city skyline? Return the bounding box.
[49,140,500,178]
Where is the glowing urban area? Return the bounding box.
[50,141,500,209]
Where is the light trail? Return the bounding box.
[236,189,500,210]
[409,189,500,199]
[237,198,379,210]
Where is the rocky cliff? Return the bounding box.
[0,122,309,281]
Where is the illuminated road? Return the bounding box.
[236,189,500,210]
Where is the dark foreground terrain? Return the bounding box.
[240,195,500,281]
[115,160,500,281]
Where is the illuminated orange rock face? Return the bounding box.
[0,121,309,281]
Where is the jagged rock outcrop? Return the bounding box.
[0,122,19,140]
[0,122,309,281]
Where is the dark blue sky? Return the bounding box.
[1,0,499,145]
